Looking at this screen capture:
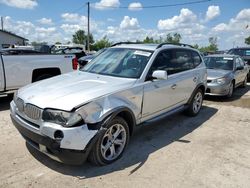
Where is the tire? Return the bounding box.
[88,116,130,166]
[34,74,53,82]
[241,76,248,88]
[226,82,234,98]
[185,89,203,116]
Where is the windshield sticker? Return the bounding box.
[223,57,233,60]
[134,50,152,57]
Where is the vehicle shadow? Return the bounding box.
[27,105,218,179]
[204,84,250,102]
[0,95,12,111]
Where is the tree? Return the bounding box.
[199,37,218,53]
[193,44,199,49]
[143,36,155,43]
[55,42,61,45]
[72,30,94,45]
[91,36,112,51]
[165,33,182,44]
[31,41,47,46]
[245,36,250,45]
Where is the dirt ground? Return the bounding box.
[0,85,250,188]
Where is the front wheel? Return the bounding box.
[226,82,234,98]
[185,89,203,116]
[241,76,247,88]
[88,117,130,166]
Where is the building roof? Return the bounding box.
[0,29,28,41]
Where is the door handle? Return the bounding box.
[171,84,177,89]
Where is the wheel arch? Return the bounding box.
[32,68,61,82]
[187,83,206,104]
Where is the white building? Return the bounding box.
[0,30,28,49]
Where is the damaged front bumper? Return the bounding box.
[10,101,100,165]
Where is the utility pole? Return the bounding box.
[87,2,90,52]
[1,16,3,30]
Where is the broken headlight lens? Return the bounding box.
[42,109,83,127]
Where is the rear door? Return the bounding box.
[0,55,5,91]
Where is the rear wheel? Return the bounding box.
[185,89,203,116]
[88,117,129,166]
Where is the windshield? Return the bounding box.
[204,57,234,70]
[81,48,152,78]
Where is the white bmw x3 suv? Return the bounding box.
[11,43,207,165]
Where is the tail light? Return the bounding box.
[72,57,78,70]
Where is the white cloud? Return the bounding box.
[61,13,87,23]
[212,8,250,33]
[205,5,220,21]
[120,16,140,30]
[128,2,143,11]
[158,8,197,30]
[60,24,82,34]
[0,0,37,9]
[94,0,120,10]
[37,18,53,25]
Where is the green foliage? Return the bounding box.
[165,33,182,44]
[143,36,155,43]
[91,36,112,51]
[199,37,218,53]
[31,41,47,46]
[136,33,182,44]
[245,36,250,45]
[193,44,199,49]
[55,42,61,45]
[72,30,94,45]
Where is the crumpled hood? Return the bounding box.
[18,71,136,111]
[207,69,232,80]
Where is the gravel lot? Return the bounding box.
[0,85,250,188]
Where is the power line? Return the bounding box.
[92,0,212,9]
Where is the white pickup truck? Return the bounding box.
[0,53,77,95]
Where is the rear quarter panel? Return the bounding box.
[2,54,74,90]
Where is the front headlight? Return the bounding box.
[216,77,227,84]
[42,109,83,127]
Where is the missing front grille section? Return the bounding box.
[17,114,40,129]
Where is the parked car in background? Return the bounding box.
[52,47,86,59]
[0,52,77,96]
[11,42,207,165]
[0,48,43,55]
[78,48,106,68]
[228,47,250,80]
[204,54,248,98]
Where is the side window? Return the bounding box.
[148,50,171,75]
[192,51,202,67]
[170,50,194,74]
[238,57,245,66]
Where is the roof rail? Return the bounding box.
[156,43,194,49]
[111,42,143,47]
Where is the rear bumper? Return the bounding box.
[11,114,93,165]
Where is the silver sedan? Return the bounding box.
[204,55,249,98]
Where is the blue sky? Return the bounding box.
[0,0,250,49]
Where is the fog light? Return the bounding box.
[54,130,64,140]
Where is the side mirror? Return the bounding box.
[236,66,244,70]
[152,70,168,80]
